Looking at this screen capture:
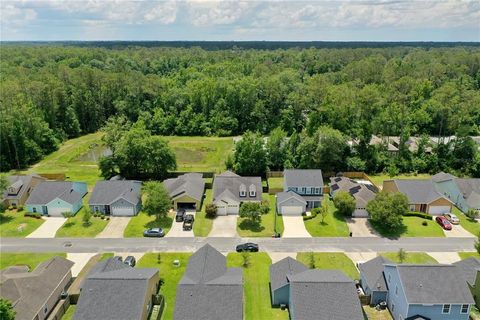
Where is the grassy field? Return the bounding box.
[237,194,284,237]
[61,306,76,320]
[380,252,438,264]
[227,253,289,320]
[268,177,284,189]
[304,201,349,237]
[0,209,45,237]
[363,306,393,320]
[193,189,214,237]
[459,252,480,260]
[296,252,359,280]
[0,253,66,270]
[137,253,192,320]
[454,207,480,236]
[371,216,444,238]
[369,173,432,189]
[123,211,174,237]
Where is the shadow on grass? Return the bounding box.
[146,216,173,229]
[0,215,14,224]
[62,221,76,229]
[370,221,406,239]
[238,219,265,233]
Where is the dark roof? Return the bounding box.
[284,169,324,188]
[25,181,86,205]
[163,173,205,202]
[213,171,262,204]
[432,172,457,183]
[358,256,392,292]
[453,258,480,285]
[0,256,73,320]
[89,180,141,205]
[174,244,243,320]
[405,316,431,320]
[3,174,44,201]
[269,257,308,291]
[391,179,449,204]
[455,179,480,208]
[329,177,376,208]
[74,258,158,320]
[276,191,307,206]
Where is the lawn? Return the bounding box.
[268,177,284,189]
[137,253,192,320]
[227,253,289,320]
[454,207,480,236]
[0,253,66,270]
[164,136,234,173]
[61,306,76,320]
[303,201,349,237]
[459,252,480,260]
[0,209,45,237]
[380,252,438,264]
[363,306,393,320]
[193,189,214,237]
[237,194,284,237]
[296,252,359,280]
[371,216,444,238]
[369,173,432,189]
[123,211,174,237]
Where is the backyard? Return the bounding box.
[267,177,284,190]
[0,208,45,237]
[193,189,214,237]
[371,216,445,238]
[303,201,350,237]
[363,306,393,320]
[380,252,438,264]
[369,173,432,189]
[237,194,284,237]
[296,252,359,279]
[0,252,66,270]
[123,211,174,237]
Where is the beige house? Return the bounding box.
[2,174,45,207]
[163,173,205,210]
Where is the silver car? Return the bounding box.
[443,213,460,225]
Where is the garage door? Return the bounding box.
[48,207,71,217]
[227,205,239,215]
[111,206,135,216]
[216,205,227,216]
[428,206,451,215]
[281,206,303,216]
[353,209,369,218]
[177,202,196,210]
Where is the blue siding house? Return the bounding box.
[358,256,392,306]
[433,172,480,214]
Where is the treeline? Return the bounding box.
[1,45,479,172]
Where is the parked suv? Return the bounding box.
[443,213,460,225]
[124,256,136,267]
[183,214,194,231]
[176,208,186,222]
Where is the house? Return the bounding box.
[269,257,363,320]
[330,177,377,217]
[0,256,74,320]
[25,181,88,216]
[384,264,474,320]
[387,136,433,154]
[74,258,159,320]
[432,172,480,214]
[212,171,262,215]
[454,258,480,308]
[358,256,393,305]
[276,169,323,215]
[163,173,205,210]
[2,174,45,208]
[383,179,453,215]
[174,244,243,320]
[89,180,142,216]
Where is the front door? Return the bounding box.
[42,206,48,215]
[420,204,427,213]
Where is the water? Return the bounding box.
[76,145,112,162]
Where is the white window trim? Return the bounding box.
[249,191,256,197]
[461,304,469,314]
[240,191,246,197]
[442,304,451,314]
[306,187,312,195]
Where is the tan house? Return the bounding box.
[163,173,205,210]
[383,179,453,214]
[2,174,45,207]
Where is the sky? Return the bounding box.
[1,0,479,42]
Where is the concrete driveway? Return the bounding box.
[346,218,379,237]
[166,212,195,238]
[444,224,474,238]
[268,252,297,263]
[208,216,239,237]
[282,216,311,238]
[26,217,67,238]
[67,253,97,277]
[345,252,378,267]
[427,252,460,264]
[96,217,131,238]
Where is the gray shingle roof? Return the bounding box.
[358,256,392,292]
[392,179,448,204]
[74,258,158,320]
[330,177,376,208]
[163,173,205,202]
[174,244,243,320]
[89,180,141,205]
[432,172,457,183]
[394,264,474,304]
[453,258,480,285]
[270,257,308,291]
[3,174,44,201]
[213,171,262,203]
[0,256,73,320]
[284,169,324,188]
[455,179,480,208]
[276,191,307,206]
[25,181,86,205]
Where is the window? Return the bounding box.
[306,187,311,195]
[391,304,395,312]
[33,207,37,213]
[395,286,398,296]
[388,274,391,283]
[240,191,246,197]
[301,187,306,194]
[94,206,99,212]
[249,190,256,197]
[461,304,469,314]
[315,187,321,195]
[442,304,450,314]
[409,205,415,211]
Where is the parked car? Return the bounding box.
[143,228,165,237]
[436,216,452,230]
[236,243,259,252]
[443,213,460,225]
[183,214,194,231]
[113,256,122,262]
[176,208,186,222]
[124,256,136,267]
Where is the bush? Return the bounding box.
[24,212,42,219]
[62,212,74,218]
[403,211,432,220]
[7,206,13,211]
[422,221,428,226]
[466,209,479,220]
[205,203,217,218]
[16,205,24,212]
[106,217,110,220]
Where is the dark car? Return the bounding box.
[175,208,186,222]
[183,214,194,231]
[124,256,136,267]
[236,243,259,252]
[143,228,165,237]
[436,216,452,230]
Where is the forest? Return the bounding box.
[1,44,479,176]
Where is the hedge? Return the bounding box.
[402,211,433,220]
[24,212,42,219]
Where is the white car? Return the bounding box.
[443,213,460,225]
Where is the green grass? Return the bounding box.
[0,209,45,237]
[267,177,284,189]
[227,253,289,320]
[123,211,174,237]
[369,173,432,189]
[0,253,66,270]
[459,252,480,260]
[303,201,349,237]
[137,253,192,320]
[380,252,438,264]
[454,207,480,236]
[237,194,284,237]
[193,189,214,237]
[363,306,393,320]
[296,252,359,279]
[371,216,445,238]
[61,306,76,320]
[100,253,114,261]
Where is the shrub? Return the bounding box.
[422,221,428,226]
[82,209,92,226]
[7,206,13,211]
[106,217,110,220]
[16,205,24,212]
[403,211,432,220]
[466,209,479,221]
[24,212,42,219]
[205,203,217,218]
[62,212,74,218]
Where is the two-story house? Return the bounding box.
[2,174,46,208]
[276,169,323,216]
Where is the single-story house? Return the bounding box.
[358,256,393,305]
[269,257,363,320]
[277,169,323,216]
[174,244,243,320]
[433,172,480,214]
[25,181,88,216]
[0,256,74,320]
[212,171,262,215]
[454,258,480,308]
[163,173,205,210]
[74,258,159,320]
[89,180,142,216]
[2,174,45,208]
[383,179,453,215]
[330,177,377,217]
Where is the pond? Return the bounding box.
[76,145,112,162]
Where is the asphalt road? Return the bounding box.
[0,237,475,253]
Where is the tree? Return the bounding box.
[397,248,407,263]
[367,192,408,231]
[476,233,480,255]
[82,208,92,226]
[0,175,9,194]
[0,298,15,320]
[319,198,330,223]
[239,202,262,224]
[266,127,287,171]
[142,181,171,221]
[260,199,270,215]
[307,252,316,269]
[99,155,118,179]
[466,209,479,221]
[205,203,218,218]
[241,252,250,268]
[233,131,267,176]
[333,191,356,217]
